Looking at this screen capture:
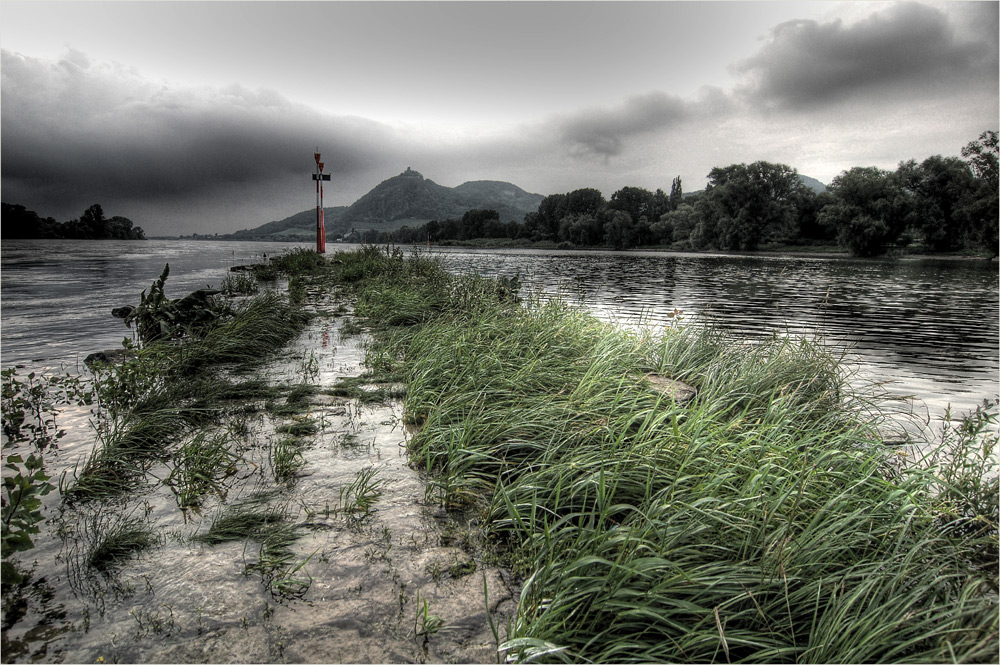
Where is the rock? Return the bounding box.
[174,288,222,310]
[644,373,698,404]
[111,305,134,319]
[84,348,133,366]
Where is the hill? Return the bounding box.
[338,168,544,229]
[224,168,545,241]
[683,174,827,198]
[224,207,348,241]
[798,175,828,193]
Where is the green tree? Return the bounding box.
[603,210,637,250]
[563,188,606,217]
[961,130,999,186]
[608,186,654,224]
[652,203,704,248]
[79,203,109,239]
[897,156,976,252]
[526,194,567,241]
[558,214,603,246]
[669,176,683,210]
[459,209,500,240]
[820,167,910,257]
[646,189,672,227]
[795,191,838,243]
[107,215,146,240]
[702,162,805,250]
[959,130,999,256]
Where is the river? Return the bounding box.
[2,239,998,420]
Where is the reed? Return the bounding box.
[220,270,260,296]
[271,435,305,484]
[193,492,311,598]
[193,492,287,545]
[338,465,384,516]
[165,430,243,508]
[65,287,306,504]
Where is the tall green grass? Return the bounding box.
[313,246,998,664]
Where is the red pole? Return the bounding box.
[314,151,326,254]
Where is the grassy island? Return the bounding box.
[283,245,997,663]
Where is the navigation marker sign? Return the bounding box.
[312,151,328,253]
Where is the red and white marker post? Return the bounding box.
[312,151,331,253]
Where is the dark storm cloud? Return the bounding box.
[732,2,999,110]
[0,49,402,225]
[552,90,724,161]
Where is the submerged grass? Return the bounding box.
[295,246,999,664]
[63,288,309,503]
[165,430,244,508]
[194,492,311,598]
[83,509,159,573]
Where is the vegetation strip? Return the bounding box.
[286,245,998,663]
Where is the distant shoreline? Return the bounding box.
[124,235,999,262]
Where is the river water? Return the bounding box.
[2,239,998,420]
[1,239,997,662]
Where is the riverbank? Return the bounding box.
[290,246,997,663]
[3,246,997,663]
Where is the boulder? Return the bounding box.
[84,348,133,366]
[644,373,698,404]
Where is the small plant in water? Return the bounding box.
[221,270,260,296]
[337,465,384,516]
[85,512,159,573]
[271,436,305,483]
[164,430,243,509]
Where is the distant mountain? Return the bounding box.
[682,174,828,198]
[225,168,545,241]
[338,168,544,229]
[224,207,347,241]
[798,175,828,194]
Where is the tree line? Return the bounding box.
[2,203,146,240]
[365,131,998,257]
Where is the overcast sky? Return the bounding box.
[2,1,997,236]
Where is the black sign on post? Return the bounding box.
[312,174,331,181]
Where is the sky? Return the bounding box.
[1,0,997,237]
